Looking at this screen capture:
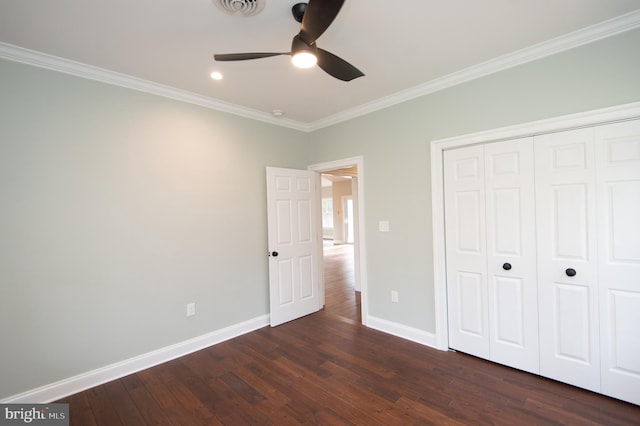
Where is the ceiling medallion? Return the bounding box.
[213,0,266,16]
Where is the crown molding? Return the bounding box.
[308,9,640,131]
[0,42,310,132]
[1,9,639,133]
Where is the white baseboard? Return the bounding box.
[1,314,270,404]
[366,315,441,350]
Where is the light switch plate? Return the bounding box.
[186,303,196,317]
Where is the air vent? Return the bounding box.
[214,0,266,16]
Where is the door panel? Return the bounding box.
[456,191,483,253]
[275,200,293,244]
[297,199,312,242]
[485,138,538,374]
[490,188,522,256]
[267,167,320,327]
[278,259,294,305]
[458,271,485,336]
[552,184,589,259]
[299,255,314,299]
[493,275,524,346]
[595,120,640,405]
[535,128,600,391]
[554,282,590,362]
[444,146,489,358]
[606,182,640,261]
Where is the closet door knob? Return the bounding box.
[270,251,279,257]
[565,268,576,277]
[502,263,512,271]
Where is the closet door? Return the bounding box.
[595,120,640,405]
[484,138,539,374]
[535,128,600,392]
[445,139,538,372]
[444,145,489,359]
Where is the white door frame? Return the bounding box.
[430,101,640,351]
[341,195,354,244]
[309,156,368,325]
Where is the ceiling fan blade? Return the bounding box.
[299,0,345,44]
[214,52,288,61]
[316,48,364,82]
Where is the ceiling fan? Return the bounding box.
[213,0,364,82]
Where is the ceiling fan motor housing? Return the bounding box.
[292,3,307,23]
[291,34,317,55]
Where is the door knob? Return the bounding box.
[565,268,576,277]
[270,251,279,257]
[502,263,512,271]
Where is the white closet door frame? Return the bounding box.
[430,101,640,351]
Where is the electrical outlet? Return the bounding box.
[391,290,399,303]
[186,302,196,317]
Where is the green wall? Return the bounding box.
[305,27,640,333]
[0,59,307,399]
[1,26,639,400]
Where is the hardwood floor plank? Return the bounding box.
[218,371,265,405]
[102,379,148,425]
[393,396,467,425]
[65,392,98,426]
[86,386,125,426]
[230,364,291,407]
[143,359,223,425]
[120,374,177,426]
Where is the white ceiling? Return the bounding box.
[1,0,640,129]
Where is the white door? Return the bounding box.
[445,140,539,372]
[484,138,539,374]
[266,167,321,326]
[595,120,640,405]
[445,145,490,359]
[535,128,601,392]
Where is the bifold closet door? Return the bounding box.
[595,120,640,405]
[444,145,489,359]
[535,128,601,392]
[445,139,538,373]
[484,139,538,374]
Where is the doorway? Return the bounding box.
[321,174,357,322]
[309,156,367,325]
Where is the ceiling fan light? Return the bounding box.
[291,51,317,69]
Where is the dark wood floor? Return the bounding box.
[322,243,360,323]
[58,243,640,425]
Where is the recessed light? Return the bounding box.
[210,71,223,80]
